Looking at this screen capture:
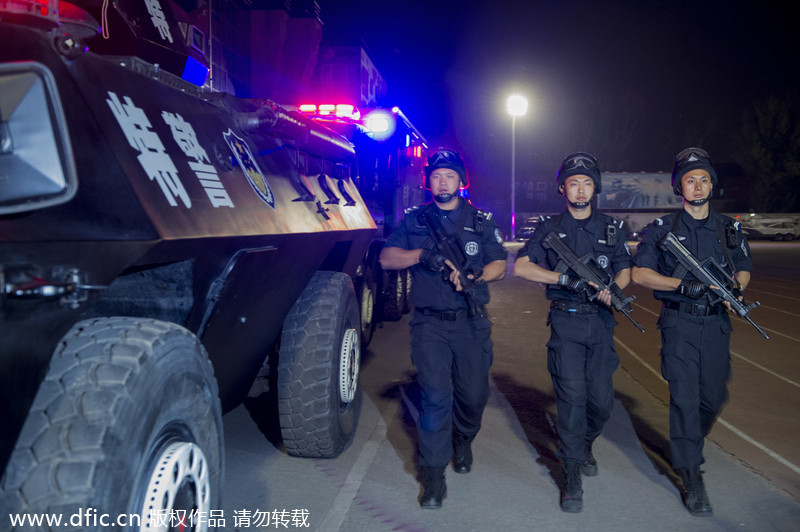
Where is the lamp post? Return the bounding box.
[506,94,528,240]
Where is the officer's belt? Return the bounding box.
[662,301,724,316]
[416,308,470,321]
[550,300,598,314]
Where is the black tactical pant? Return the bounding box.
[410,310,493,468]
[547,308,619,464]
[658,306,732,470]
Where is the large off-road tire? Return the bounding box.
[0,317,223,531]
[277,271,361,458]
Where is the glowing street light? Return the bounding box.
[506,94,528,239]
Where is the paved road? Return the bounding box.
[221,241,800,531]
[610,241,800,503]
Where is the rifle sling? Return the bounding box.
[423,200,472,247]
[670,210,737,281]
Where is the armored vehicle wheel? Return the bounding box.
[357,258,378,348]
[402,267,413,314]
[360,277,376,346]
[278,271,361,458]
[380,269,407,321]
[0,317,223,530]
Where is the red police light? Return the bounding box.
[299,103,360,121]
[0,0,58,24]
[335,104,355,117]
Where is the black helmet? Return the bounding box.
[556,152,602,193]
[671,147,717,196]
[424,148,468,189]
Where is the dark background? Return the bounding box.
[319,0,800,214]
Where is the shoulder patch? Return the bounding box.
[476,209,493,220]
[655,217,664,226]
[494,228,503,243]
[599,213,623,229]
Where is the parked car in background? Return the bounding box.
[740,219,799,241]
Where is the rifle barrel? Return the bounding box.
[746,316,770,339]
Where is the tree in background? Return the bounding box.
[737,95,800,212]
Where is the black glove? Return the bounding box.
[558,274,587,293]
[419,248,446,272]
[466,266,484,281]
[678,279,709,299]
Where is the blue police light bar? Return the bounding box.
[363,109,396,141]
[388,106,427,148]
[181,56,209,87]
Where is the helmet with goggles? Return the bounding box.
[556,152,602,193]
[424,148,468,189]
[671,147,717,196]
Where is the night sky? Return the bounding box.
[320,0,798,211]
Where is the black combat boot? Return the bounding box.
[679,467,713,516]
[560,461,583,513]
[452,432,474,474]
[419,466,447,509]
[580,441,598,476]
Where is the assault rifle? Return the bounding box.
[542,231,645,332]
[417,210,486,318]
[659,232,769,339]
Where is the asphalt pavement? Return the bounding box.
[222,244,800,531]
[223,313,800,532]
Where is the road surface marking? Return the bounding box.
[615,337,800,477]
[731,350,800,389]
[317,398,400,532]
[633,301,799,342]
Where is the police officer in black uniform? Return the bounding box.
[379,148,507,509]
[514,152,632,513]
[632,147,753,517]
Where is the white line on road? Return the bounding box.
[716,418,800,475]
[633,301,800,342]
[317,398,400,532]
[615,337,800,476]
[750,301,800,318]
[731,350,800,389]
[746,326,800,342]
[633,302,659,317]
[748,286,800,300]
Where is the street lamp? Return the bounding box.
[506,94,528,240]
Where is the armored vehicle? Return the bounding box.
[296,104,429,336]
[0,0,375,527]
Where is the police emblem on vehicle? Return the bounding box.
[465,241,479,256]
[224,129,275,209]
[597,255,609,268]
